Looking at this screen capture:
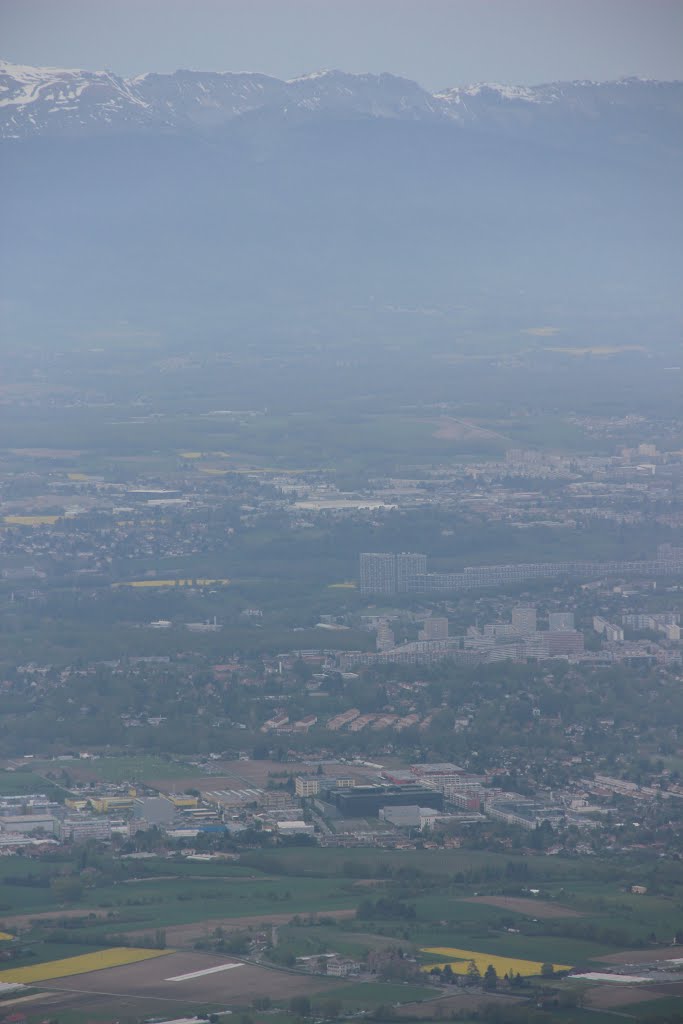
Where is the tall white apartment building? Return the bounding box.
[396,552,427,592]
[511,605,537,635]
[360,553,396,594]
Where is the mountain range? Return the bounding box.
[2,59,682,138]
[1,60,682,342]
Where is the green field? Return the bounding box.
[620,996,683,1021]
[324,980,437,1008]
[3,846,683,1024]
[0,769,66,798]
[32,755,203,784]
[6,872,357,935]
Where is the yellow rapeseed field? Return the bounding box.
[4,515,60,526]
[0,947,172,984]
[421,946,572,978]
[0,931,14,940]
[114,578,230,588]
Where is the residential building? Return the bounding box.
[544,630,585,657]
[360,552,396,595]
[548,611,575,631]
[396,552,427,592]
[419,617,449,641]
[511,605,537,635]
[593,617,624,642]
[375,620,395,651]
[295,777,321,798]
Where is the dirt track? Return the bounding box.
[462,895,581,918]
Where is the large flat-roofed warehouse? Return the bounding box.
[326,784,443,818]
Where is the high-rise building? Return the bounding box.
[396,552,427,592]
[419,617,449,641]
[511,605,537,635]
[360,553,396,595]
[548,612,575,632]
[593,617,624,643]
[376,620,395,651]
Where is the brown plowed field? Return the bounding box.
[462,895,581,918]
[393,991,522,1017]
[32,951,340,1014]
[124,907,357,946]
[586,981,683,1009]
[596,947,683,964]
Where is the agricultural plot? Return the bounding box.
[0,769,65,797]
[617,995,683,1020]
[322,980,438,1009]
[462,895,581,918]
[38,951,340,1007]
[0,869,358,937]
[124,908,357,947]
[3,515,60,525]
[596,947,683,965]
[390,991,526,1018]
[35,755,204,784]
[421,945,573,977]
[0,946,172,983]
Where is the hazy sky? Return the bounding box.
[2,0,682,89]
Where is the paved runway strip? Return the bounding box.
[166,963,244,982]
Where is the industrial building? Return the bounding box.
[326,783,443,818]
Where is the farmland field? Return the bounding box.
[421,945,573,977]
[31,755,204,784]
[617,995,683,1020]
[0,946,172,983]
[0,872,359,934]
[1,843,682,1022]
[0,769,66,797]
[3,515,60,525]
[321,980,438,1008]
[596,946,683,964]
[124,908,357,947]
[25,951,344,1015]
[462,895,582,918]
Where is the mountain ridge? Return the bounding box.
[1,59,681,338]
[2,58,682,138]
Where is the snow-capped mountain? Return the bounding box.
[1,59,681,138]
[1,59,681,340]
[0,61,156,136]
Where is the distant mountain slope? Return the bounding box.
[1,60,681,340]
[2,59,681,138]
